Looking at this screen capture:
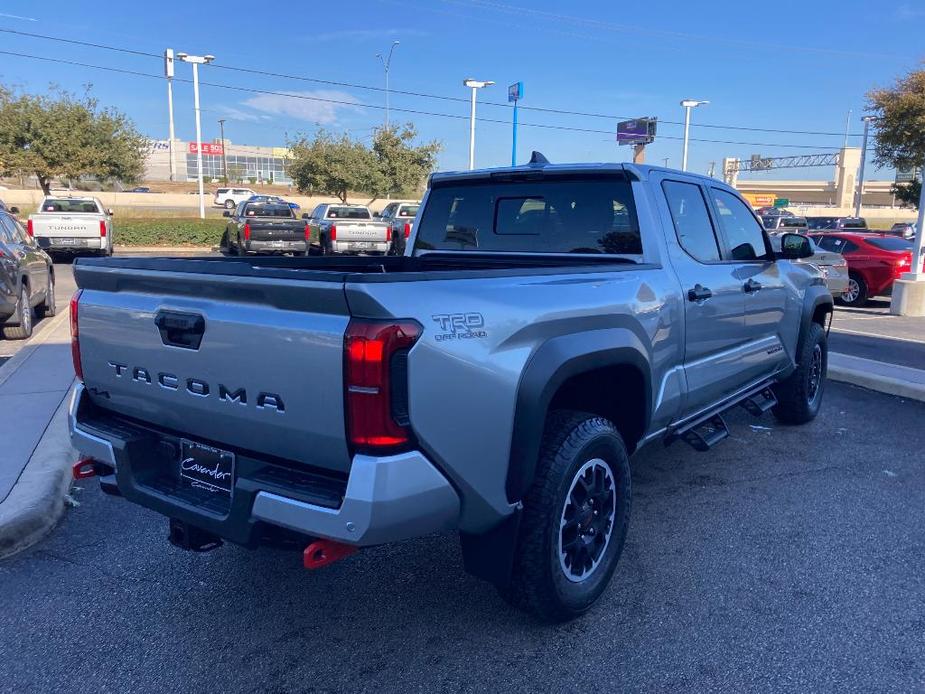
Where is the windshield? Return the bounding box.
[398,205,420,217]
[807,217,836,230]
[242,203,295,218]
[866,237,913,251]
[840,218,867,229]
[327,207,371,219]
[41,199,101,213]
[414,175,641,255]
[779,217,808,229]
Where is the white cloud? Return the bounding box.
[214,105,266,123]
[242,90,362,125]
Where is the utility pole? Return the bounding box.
[508,81,523,166]
[177,52,215,220]
[376,41,400,129]
[680,99,709,172]
[165,49,176,182]
[218,118,228,182]
[843,109,852,149]
[855,116,874,217]
[708,161,716,178]
[463,78,494,170]
[662,157,670,168]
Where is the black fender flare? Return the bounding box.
[796,283,834,361]
[505,328,652,503]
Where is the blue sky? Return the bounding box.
[0,0,922,180]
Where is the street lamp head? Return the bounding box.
[176,52,188,60]
[176,53,215,64]
[204,54,215,64]
[680,99,709,108]
[464,78,494,89]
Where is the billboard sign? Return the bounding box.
[508,81,524,103]
[188,142,224,155]
[895,166,919,183]
[617,118,656,145]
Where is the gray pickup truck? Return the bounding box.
[220,201,308,256]
[68,157,832,621]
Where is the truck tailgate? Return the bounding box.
[74,262,353,474]
[334,221,390,242]
[31,215,102,238]
[248,220,305,241]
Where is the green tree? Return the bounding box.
[867,66,925,207]
[372,124,441,198]
[892,178,921,208]
[287,130,381,203]
[0,86,146,195]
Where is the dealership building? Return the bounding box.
[144,139,293,184]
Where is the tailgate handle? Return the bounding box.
[154,311,205,350]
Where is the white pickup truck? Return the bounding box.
[304,203,391,255]
[27,196,113,256]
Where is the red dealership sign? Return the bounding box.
[188,142,224,155]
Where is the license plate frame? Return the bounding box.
[54,238,78,246]
[179,439,235,497]
[348,241,375,250]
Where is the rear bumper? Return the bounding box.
[332,240,389,254]
[35,236,106,251]
[68,384,459,547]
[244,239,308,254]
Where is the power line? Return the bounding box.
[0,27,864,139]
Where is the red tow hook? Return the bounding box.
[303,539,357,570]
[72,458,97,480]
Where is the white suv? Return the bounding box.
[213,187,257,209]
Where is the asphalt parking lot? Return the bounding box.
[1,381,922,693]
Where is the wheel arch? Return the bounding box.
[796,284,833,364]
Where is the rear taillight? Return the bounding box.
[26,219,33,236]
[403,222,411,239]
[99,220,106,237]
[243,223,251,241]
[385,225,392,242]
[304,223,311,241]
[344,319,422,452]
[330,224,337,241]
[70,290,83,381]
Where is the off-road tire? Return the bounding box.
[2,285,34,340]
[772,321,827,425]
[35,273,55,319]
[502,410,632,622]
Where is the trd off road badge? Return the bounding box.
[432,313,487,342]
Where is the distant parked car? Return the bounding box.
[754,206,795,217]
[246,194,300,211]
[303,203,391,255]
[761,215,808,232]
[213,187,257,209]
[127,186,151,193]
[768,232,848,296]
[221,200,308,256]
[809,232,917,306]
[378,201,420,255]
[887,222,917,240]
[806,216,868,231]
[0,208,55,339]
[27,196,113,257]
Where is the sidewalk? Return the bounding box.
[0,310,76,558]
[828,351,925,403]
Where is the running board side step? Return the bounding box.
[740,387,777,417]
[680,414,729,452]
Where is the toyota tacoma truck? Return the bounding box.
[303,203,391,255]
[28,196,113,256]
[68,156,832,621]
[220,200,309,256]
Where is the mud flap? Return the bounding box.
[459,508,522,588]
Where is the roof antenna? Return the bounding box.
[528,151,550,165]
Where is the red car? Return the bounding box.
[809,232,916,306]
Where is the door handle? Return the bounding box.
[687,284,713,302]
[154,310,205,350]
[744,278,762,293]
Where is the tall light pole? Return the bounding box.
[177,52,215,219]
[855,115,874,217]
[217,118,229,182]
[164,49,176,182]
[376,41,399,129]
[680,99,709,172]
[463,78,494,170]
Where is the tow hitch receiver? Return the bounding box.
[303,539,357,570]
[72,458,97,480]
[168,518,223,552]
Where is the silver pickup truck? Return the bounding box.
[28,196,113,256]
[304,203,391,255]
[68,157,832,621]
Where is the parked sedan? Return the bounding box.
[768,232,848,296]
[888,222,917,240]
[0,209,55,339]
[810,232,917,306]
[806,216,868,231]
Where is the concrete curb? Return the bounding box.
[827,352,925,403]
[0,309,70,390]
[0,387,75,559]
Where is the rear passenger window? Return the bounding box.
[662,181,721,262]
[710,189,770,261]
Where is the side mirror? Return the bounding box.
[223,210,232,217]
[373,211,381,218]
[301,213,310,220]
[107,208,114,216]
[779,233,813,259]
[9,206,19,215]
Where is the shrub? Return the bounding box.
[112,218,225,246]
